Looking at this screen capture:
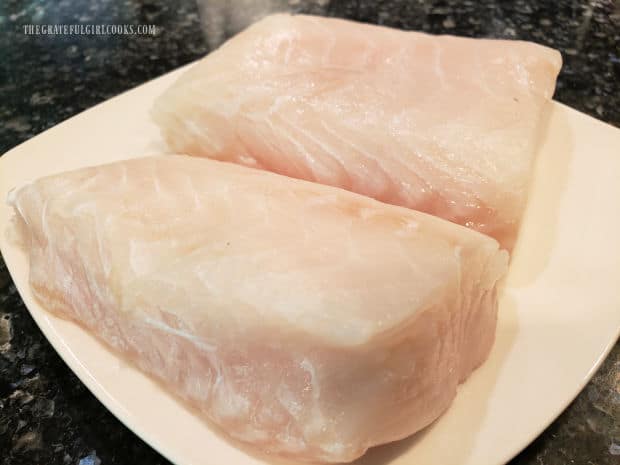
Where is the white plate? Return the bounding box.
[1,64,619,465]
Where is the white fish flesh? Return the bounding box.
[8,156,508,462]
[153,14,562,250]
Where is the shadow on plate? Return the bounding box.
[508,104,574,287]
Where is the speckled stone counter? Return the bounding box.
[0,1,618,464]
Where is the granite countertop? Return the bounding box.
[0,1,618,464]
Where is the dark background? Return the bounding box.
[1,1,619,464]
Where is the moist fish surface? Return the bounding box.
[8,155,507,463]
[153,14,562,250]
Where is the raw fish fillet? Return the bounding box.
[153,14,562,250]
[9,156,508,462]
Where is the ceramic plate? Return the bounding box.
[0,64,619,465]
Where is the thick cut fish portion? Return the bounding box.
[9,156,508,463]
[153,14,562,250]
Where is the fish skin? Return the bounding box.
[152,14,562,251]
[8,156,507,462]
